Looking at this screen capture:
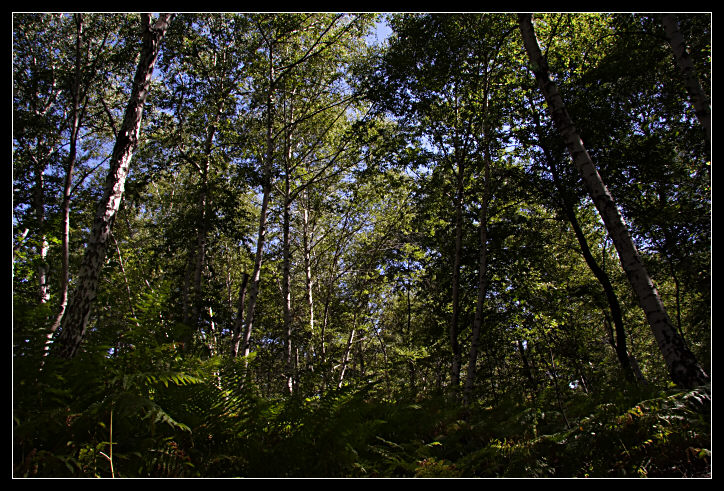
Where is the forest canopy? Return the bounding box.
[13,12,710,478]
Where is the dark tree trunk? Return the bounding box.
[449,159,464,392]
[519,13,708,388]
[230,272,250,358]
[529,100,638,383]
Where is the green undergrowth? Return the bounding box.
[15,353,711,478]
[14,302,710,478]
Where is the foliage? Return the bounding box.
[14,12,709,478]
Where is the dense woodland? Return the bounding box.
[13,12,711,478]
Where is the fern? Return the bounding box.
[455,385,711,477]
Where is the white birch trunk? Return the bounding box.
[518,14,708,388]
[53,14,173,359]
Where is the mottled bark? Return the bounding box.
[660,14,711,159]
[519,13,708,388]
[52,14,173,359]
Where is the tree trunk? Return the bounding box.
[188,101,224,332]
[449,159,464,392]
[241,41,276,360]
[529,99,638,383]
[282,193,294,394]
[47,13,86,346]
[230,272,249,358]
[33,157,50,305]
[240,183,270,359]
[519,13,708,388]
[241,127,272,360]
[281,109,295,394]
[338,321,356,388]
[52,13,173,359]
[301,190,315,353]
[463,140,491,406]
[660,13,711,160]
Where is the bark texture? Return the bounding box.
[518,13,708,388]
[53,14,173,359]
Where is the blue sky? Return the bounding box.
[367,16,392,45]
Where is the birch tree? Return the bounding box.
[239,14,374,364]
[53,13,173,359]
[518,13,708,388]
[13,14,64,306]
[660,13,711,159]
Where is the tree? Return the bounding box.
[518,13,707,388]
[48,13,131,345]
[53,14,173,359]
[238,14,374,365]
[660,14,711,159]
[154,13,256,345]
[12,14,64,307]
[523,96,640,384]
[13,12,710,478]
[368,13,480,393]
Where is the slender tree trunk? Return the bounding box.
[530,100,638,383]
[241,49,275,359]
[320,290,331,391]
[566,201,637,382]
[33,157,50,305]
[301,191,315,352]
[338,320,356,388]
[181,253,194,325]
[240,186,269,359]
[47,13,86,346]
[188,179,209,328]
[189,134,215,328]
[230,272,249,358]
[405,260,416,393]
[449,159,464,392]
[281,106,295,394]
[519,13,708,388]
[52,13,173,359]
[660,13,711,160]
[282,192,294,394]
[463,140,491,406]
[26,29,60,306]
